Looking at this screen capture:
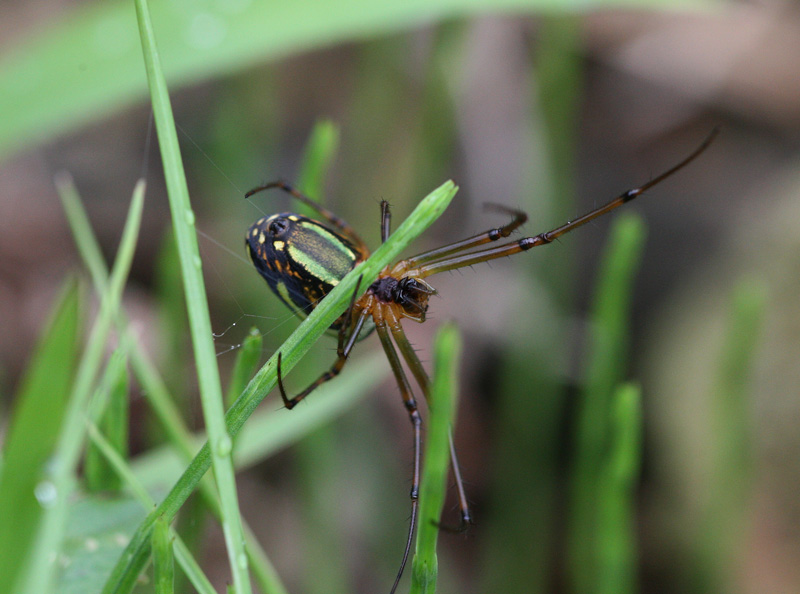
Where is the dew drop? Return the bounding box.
[237,552,248,570]
[34,481,58,508]
[185,209,195,226]
[193,255,203,269]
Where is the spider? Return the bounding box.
[244,130,716,592]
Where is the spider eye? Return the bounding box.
[269,218,289,236]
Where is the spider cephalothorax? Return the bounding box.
[368,275,436,322]
[243,130,717,594]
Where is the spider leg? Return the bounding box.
[400,204,527,271]
[245,180,369,258]
[411,129,718,278]
[385,307,474,530]
[381,200,391,243]
[375,313,421,594]
[277,281,370,409]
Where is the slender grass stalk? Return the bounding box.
[0,279,81,591]
[84,350,130,492]
[135,0,251,590]
[102,179,458,594]
[569,213,646,593]
[596,382,642,594]
[410,323,462,594]
[14,181,144,594]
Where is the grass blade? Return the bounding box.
[0,279,81,592]
[569,212,646,593]
[596,382,642,594]
[0,0,709,161]
[135,0,251,590]
[84,350,130,492]
[410,323,461,594]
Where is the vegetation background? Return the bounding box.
[1,0,798,593]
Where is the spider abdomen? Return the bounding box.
[246,212,363,327]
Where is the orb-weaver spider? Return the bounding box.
[244,130,716,592]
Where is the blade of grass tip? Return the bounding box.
[15,181,144,594]
[57,167,289,594]
[135,0,251,591]
[569,212,646,594]
[0,279,81,592]
[86,424,217,594]
[56,172,108,291]
[596,382,642,594]
[694,278,766,592]
[225,327,263,410]
[153,516,175,594]
[57,174,207,472]
[410,322,461,594]
[103,179,457,594]
[84,349,130,492]
[297,119,340,201]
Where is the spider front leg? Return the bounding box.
[276,279,370,409]
[411,128,719,277]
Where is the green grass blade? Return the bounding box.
[0,0,709,161]
[15,181,144,594]
[596,382,642,594]
[135,0,251,591]
[410,323,461,594]
[297,119,340,200]
[0,279,81,592]
[569,212,646,593]
[102,180,457,594]
[56,172,109,291]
